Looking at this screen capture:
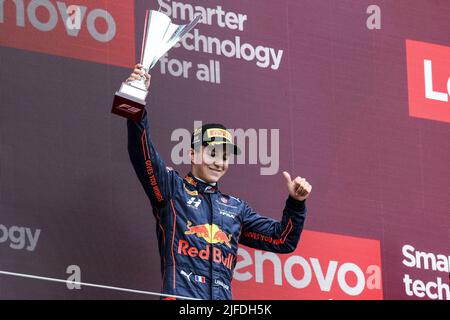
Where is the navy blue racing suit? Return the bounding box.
[127,112,308,300]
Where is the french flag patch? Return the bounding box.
[194,275,206,283]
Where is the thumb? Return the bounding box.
[282,171,292,186]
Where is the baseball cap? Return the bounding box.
[191,123,241,155]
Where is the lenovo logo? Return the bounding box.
[0,0,135,67]
[406,40,450,123]
[233,230,383,300]
[424,59,450,103]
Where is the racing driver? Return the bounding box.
[125,64,312,300]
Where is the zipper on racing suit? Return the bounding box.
[202,191,214,300]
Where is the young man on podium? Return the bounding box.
[125,65,312,300]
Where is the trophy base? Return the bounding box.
[111,90,147,122]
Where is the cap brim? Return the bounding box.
[208,141,241,155]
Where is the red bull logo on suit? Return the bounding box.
[179,221,234,269]
[184,221,232,247]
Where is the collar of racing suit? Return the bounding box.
[184,172,219,194]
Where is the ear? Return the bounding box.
[189,148,196,164]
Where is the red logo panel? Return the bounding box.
[233,230,383,300]
[0,0,135,67]
[406,40,450,123]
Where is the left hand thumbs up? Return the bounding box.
[282,171,312,201]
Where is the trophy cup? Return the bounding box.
[111,10,201,122]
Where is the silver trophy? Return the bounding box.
[112,10,201,121]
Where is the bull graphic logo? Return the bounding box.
[185,221,210,238]
[184,221,232,248]
[212,229,232,248]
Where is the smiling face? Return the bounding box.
[190,144,230,184]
